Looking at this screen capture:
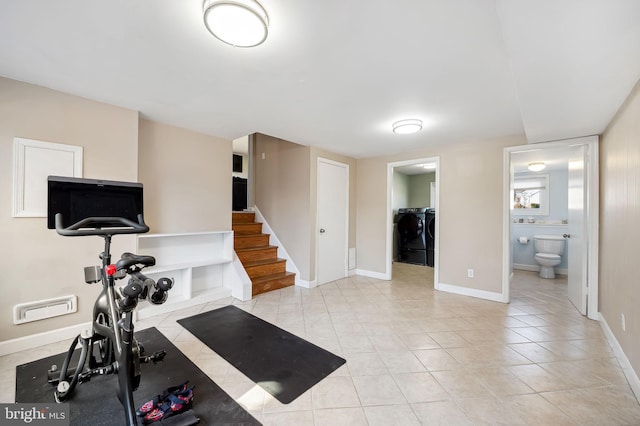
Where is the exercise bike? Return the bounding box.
[48,213,173,425]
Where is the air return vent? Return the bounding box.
[13,295,77,324]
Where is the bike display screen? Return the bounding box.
[47,176,144,229]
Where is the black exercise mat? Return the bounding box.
[177,305,346,404]
[15,327,260,426]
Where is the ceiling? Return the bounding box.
[0,1,639,159]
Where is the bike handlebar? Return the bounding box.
[55,213,149,236]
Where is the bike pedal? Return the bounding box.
[152,350,167,364]
[54,381,70,402]
[47,365,60,385]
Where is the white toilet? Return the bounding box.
[533,235,566,279]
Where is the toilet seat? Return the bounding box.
[535,253,561,261]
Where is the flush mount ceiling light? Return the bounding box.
[528,162,546,172]
[203,0,269,47]
[392,119,423,135]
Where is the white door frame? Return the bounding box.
[502,136,599,319]
[316,157,349,285]
[386,157,440,283]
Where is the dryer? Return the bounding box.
[395,207,428,266]
[425,209,436,267]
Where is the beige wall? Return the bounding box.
[0,77,139,340]
[253,135,358,283]
[138,119,232,233]
[254,134,312,280]
[356,135,526,293]
[600,78,640,376]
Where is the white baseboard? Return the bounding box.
[355,269,391,280]
[436,282,506,303]
[513,264,568,276]
[599,313,640,403]
[513,264,538,272]
[0,321,91,357]
[296,279,317,288]
[348,269,357,277]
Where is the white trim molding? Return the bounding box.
[437,282,505,303]
[502,136,599,319]
[513,264,568,276]
[386,156,440,283]
[13,137,83,217]
[0,321,90,357]
[600,313,640,403]
[231,254,253,301]
[355,269,390,281]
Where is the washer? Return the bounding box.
[395,207,428,266]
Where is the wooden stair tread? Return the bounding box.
[235,245,278,252]
[231,211,295,296]
[251,271,296,284]
[243,257,286,268]
[232,212,256,223]
[234,233,269,238]
[232,222,263,230]
[234,233,270,249]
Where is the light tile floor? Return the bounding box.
[2,263,640,425]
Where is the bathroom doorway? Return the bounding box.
[502,136,599,319]
[386,157,440,284]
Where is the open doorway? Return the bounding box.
[502,136,599,319]
[232,135,251,211]
[386,157,440,284]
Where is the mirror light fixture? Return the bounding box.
[392,119,423,134]
[528,162,546,172]
[203,0,269,48]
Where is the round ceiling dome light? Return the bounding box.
[392,119,423,135]
[203,0,269,48]
[527,162,546,172]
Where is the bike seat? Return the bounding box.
[116,252,156,271]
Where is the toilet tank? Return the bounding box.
[533,235,565,255]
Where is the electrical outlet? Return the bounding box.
[621,313,626,331]
[467,269,474,278]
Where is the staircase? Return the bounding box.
[232,212,296,296]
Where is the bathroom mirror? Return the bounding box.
[512,174,549,216]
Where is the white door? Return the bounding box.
[567,145,588,315]
[317,159,348,285]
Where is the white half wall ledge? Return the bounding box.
[600,313,640,404]
[436,282,506,303]
[231,256,253,301]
